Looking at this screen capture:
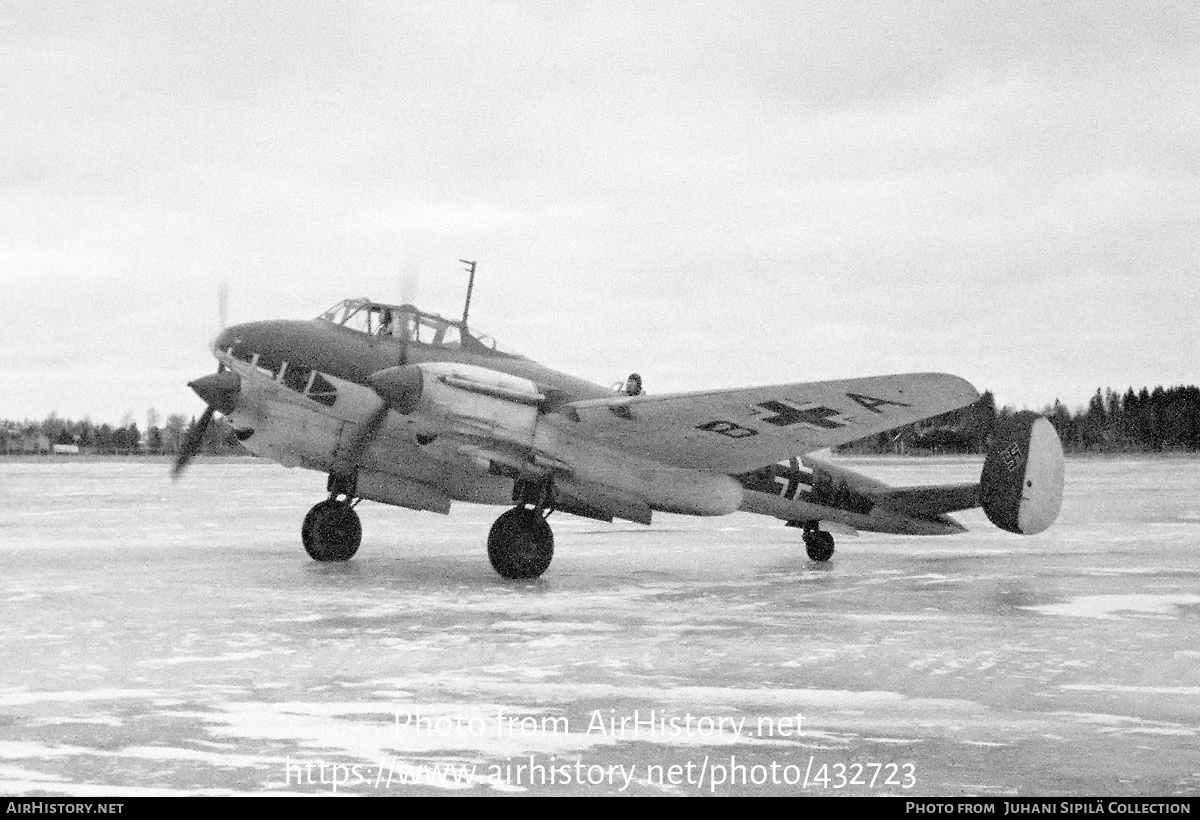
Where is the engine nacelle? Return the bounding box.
[370,362,743,519]
[369,362,543,450]
[980,411,1064,535]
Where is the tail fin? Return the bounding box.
[981,412,1064,534]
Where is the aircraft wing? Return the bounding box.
[564,372,979,474]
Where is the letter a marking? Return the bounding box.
[845,392,913,414]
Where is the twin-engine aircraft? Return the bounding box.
[174,295,1065,579]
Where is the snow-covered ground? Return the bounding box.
[1,456,1197,795]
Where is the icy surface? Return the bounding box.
[0,456,1198,795]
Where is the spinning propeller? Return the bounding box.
[172,371,241,480]
[173,283,240,480]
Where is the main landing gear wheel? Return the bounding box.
[488,507,554,580]
[302,499,362,562]
[803,529,835,562]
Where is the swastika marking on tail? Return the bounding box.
[1001,441,1024,473]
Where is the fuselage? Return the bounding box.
[202,301,965,536]
[212,318,614,406]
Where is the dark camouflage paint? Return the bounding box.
[737,459,875,516]
[213,318,614,405]
[980,411,1040,533]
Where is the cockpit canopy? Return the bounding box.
[318,298,513,354]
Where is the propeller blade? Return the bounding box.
[398,257,422,305]
[332,398,391,475]
[172,405,214,481]
[218,281,228,331]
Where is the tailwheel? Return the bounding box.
[302,499,362,562]
[803,528,835,562]
[487,507,554,580]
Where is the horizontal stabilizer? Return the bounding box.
[875,484,981,517]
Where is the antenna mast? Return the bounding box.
[459,259,477,328]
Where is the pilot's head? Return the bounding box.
[625,373,642,396]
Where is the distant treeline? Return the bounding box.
[4,385,1200,457]
[840,386,1200,454]
[1,411,243,456]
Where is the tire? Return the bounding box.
[487,507,554,580]
[302,500,361,562]
[804,530,835,562]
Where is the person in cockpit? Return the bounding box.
[624,373,643,396]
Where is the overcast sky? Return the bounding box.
[2,1,1197,426]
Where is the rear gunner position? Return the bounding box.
[175,275,1064,579]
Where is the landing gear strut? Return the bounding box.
[487,477,555,579]
[302,473,361,562]
[802,525,835,562]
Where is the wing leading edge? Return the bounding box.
[565,372,979,474]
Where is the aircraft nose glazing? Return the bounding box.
[188,371,242,416]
